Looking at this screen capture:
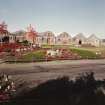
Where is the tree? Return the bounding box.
[2,36,9,43]
[22,40,29,46]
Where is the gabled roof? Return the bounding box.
[73,33,86,39]
[88,34,99,39]
[57,32,71,38]
[13,30,26,36]
[38,31,55,37]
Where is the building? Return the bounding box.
[25,24,37,44]
[87,34,101,47]
[100,39,105,47]
[11,30,26,43]
[0,21,16,44]
[0,22,103,47]
[37,31,55,45]
[73,33,87,46]
[56,32,71,45]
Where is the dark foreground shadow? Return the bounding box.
[6,72,105,105]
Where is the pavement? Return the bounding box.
[0,59,105,87]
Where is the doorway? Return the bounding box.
[78,40,82,45]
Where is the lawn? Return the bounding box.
[42,44,72,49]
[21,46,105,61]
[42,45,105,52]
[42,45,105,59]
[20,50,46,62]
[70,48,99,59]
[70,47,105,58]
[70,47,105,52]
[4,46,105,63]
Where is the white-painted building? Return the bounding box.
[72,33,87,46]
[56,32,71,45]
[87,34,101,47]
[37,31,55,45]
[101,39,105,47]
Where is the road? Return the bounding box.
[0,59,105,87]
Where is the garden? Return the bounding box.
[0,43,105,63]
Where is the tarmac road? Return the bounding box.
[0,59,105,87]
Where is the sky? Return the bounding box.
[0,0,105,38]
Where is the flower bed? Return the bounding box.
[46,48,81,60]
[0,74,16,103]
[0,43,21,52]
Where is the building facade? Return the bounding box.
[25,24,37,44]
[56,32,71,45]
[72,33,87,46]
[0,22,103,47]
[36,31,55,45]
[87,34,101,47]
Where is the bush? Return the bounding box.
[3,48,11,53]
[21,40,29,46]
[0,74,16,103]
[7,72,105,105]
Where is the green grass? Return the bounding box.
[42,44,52,48]
[22,50,46,61]
[70,48,100,59]
[41,44,69,49]
[70,47,105,52]
[5,46,105,63]
[42,45,105,59]
[42,44,105,52]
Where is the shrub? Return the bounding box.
[21,40,29,46]
[7,72,105,105]
[0,74,16,103]
[3,48,11,53]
